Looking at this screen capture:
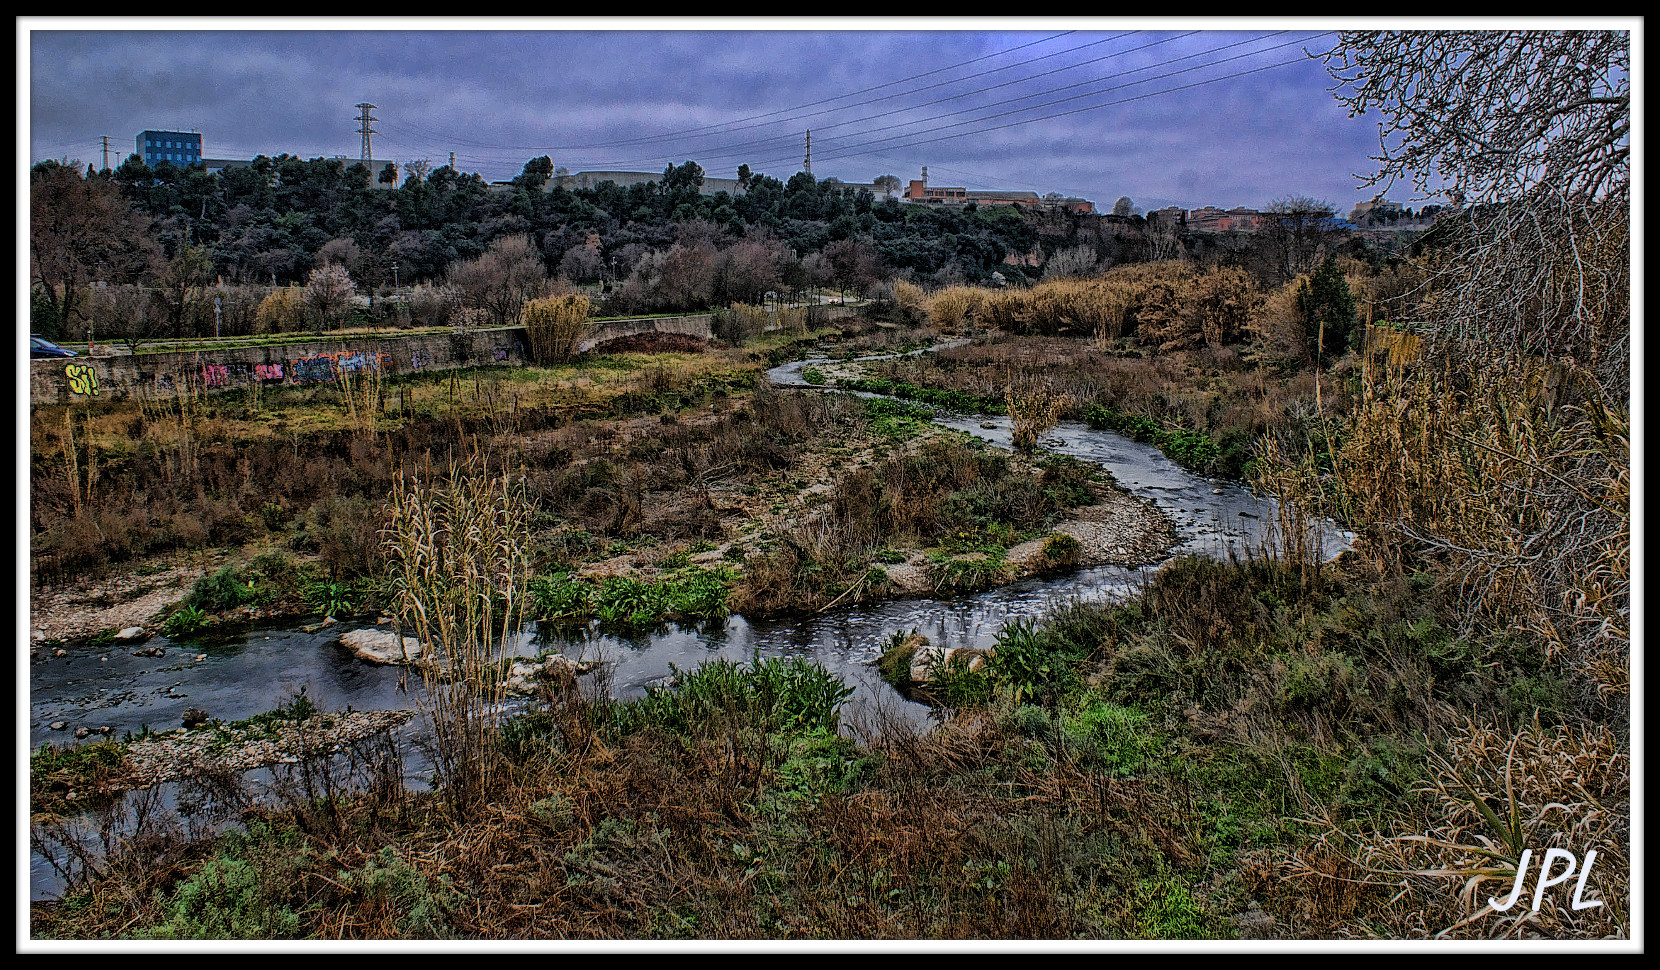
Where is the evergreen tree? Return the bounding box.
[1296,254,1357,362]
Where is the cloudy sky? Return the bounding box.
[18,17,1629,214]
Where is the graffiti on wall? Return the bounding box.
[411,350,433,370]
[201,364,230,387]
[255,363,285,382]
[65,363,100,396]
[289,355,336,384]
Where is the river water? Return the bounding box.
[27,344,1351,900]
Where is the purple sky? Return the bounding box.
[18,18,1630,215]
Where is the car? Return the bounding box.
[30,335,77,359]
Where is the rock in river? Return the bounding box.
[338,627,425,665]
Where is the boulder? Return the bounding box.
[909,644,988,684]
[339,627,425,665]
[503,654,598,695]
[114,626,148,642]
[181,708,211,729]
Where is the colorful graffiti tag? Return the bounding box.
[289,355,336,384]
[65,363,100,396]
[411,350,433,369]
[201,364,230,387]
[255,363,285,381]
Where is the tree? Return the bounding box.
[446,235,549,327]
[1112,196,1135,218]
[873,174,903,197]
[304,263,357,333]
[661,160,705,196]
[514,155,553,191]
[1044,245,1098,279]
[1295,255,1357,362]
[1260,195,1341,284]
[403,159,433,185]
[158,245,214,338]
[1310,29,1631,700]
[558,242,604,283]
[29,161,159,336]
[1322,30,1630,385]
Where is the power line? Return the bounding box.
[791,49,1325,171]
[640,32,1325,173]
[562,31,1128,154]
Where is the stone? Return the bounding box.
[503,654,599,695]
[909,644,987,684]
[73,727,89,739]
[980,421,998,429]
[49,721,66,731]
[338,627,425,665]
[54,649,66,658]
[181,707,211,729]
[114,626,147,642]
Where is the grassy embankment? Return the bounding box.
[31,315,1104,641]
[30,547,1626,940]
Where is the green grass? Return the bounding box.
[609,656,855,737]
[531,564,737,630]
[838,377,1006,415]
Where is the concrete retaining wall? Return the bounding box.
[30,306,860,406]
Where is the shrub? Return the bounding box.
[522,293,592,365]
[139,855,301,939]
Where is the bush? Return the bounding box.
[184,564,271,614]
[139,856,302,939]
[523,293,592,364]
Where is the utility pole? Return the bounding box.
[804,130,812,177]
[355,102,378,166]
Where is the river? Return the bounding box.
[27,343,1351,900]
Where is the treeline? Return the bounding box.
[31,151,1415,342]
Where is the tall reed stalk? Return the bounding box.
[337,355,385,448]
[384,452,533,819]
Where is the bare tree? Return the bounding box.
[1312,29,1631,700]
[29,162,158,335]
[557,242,604,284]
[1259,195,1340,284]
[1044,245,1099,280]
[1321,29,1630,386]
[447,235,550,327]
[304,263,357,334]
[158,245,214,337]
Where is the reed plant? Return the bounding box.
[924,285,988,333]
[1005,373,1070,451]
[384,451,533,819]
[522,293,593,365]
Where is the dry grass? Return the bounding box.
[1333,346,1629,700]
[1004,373,1070,451]
[1287,717,1629,939]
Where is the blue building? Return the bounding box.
[137,130,203,168]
